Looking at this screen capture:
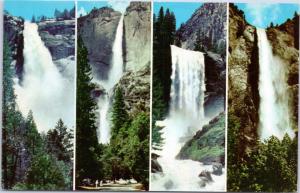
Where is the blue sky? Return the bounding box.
[77,1,108,17]
[5,0,75,21]
[236,3,299,28]
[154,2,202,29]
[78,0,130,17]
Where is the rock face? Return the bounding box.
[3,11,24,79]
[175,3,226,56]
[116,66,150,115]
[151,153,163,173]
[38,20,75,60]
[124,2,151,72]
[176,113,225,165]
[78,7,121,80]
[228,3,259,156]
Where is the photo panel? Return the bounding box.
[227,3,299,192]
[151,1,227,191]
[2,0,75,190]
[76,0,151,191]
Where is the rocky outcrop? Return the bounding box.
[175,3,226,57]
[204,51,226,113]
[267,17,299,127]
[78,7,121,80]
[124,2,151,72]
[176,113,225,165]
[151,153,163,173]
[228,3,259,157]
[38,20,75,60]
[4,11,24,80]
[116,66,150,115]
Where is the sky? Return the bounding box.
[236,3,299,28]
[154,2,202,29]
[78,0,130,17]
[4,0,75,21]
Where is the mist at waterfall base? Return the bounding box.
[14,22,74,133]
[257,28,295,141]
[151,45,225,191]
[95,14,125,144]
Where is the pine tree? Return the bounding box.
[111,86,128,135]
[76,36,102,184]
[31,15,36,23]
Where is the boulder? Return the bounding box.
[151,153,163,173]
[198,170,213,182]
[212,162,223,176]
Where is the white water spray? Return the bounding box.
[97,14,124,144]
[151,45,225,191]
[14,22,74,132]
[257,28,294,140]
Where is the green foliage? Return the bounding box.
[17,154,67,190]
[111,87,128,135]
[152,7,176,147]
[227,112,298,192]
[76,36,102,184]
[100,87,150,189]
[177,113,225,164]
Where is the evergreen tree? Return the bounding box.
[70,6,76,18]
[152,7,176,147]
[111,86,128,135]
[76,36,102,184]
[31,15,36,23]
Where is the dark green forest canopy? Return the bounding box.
[152,7,176,147]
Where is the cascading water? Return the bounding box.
[151,45,225,191]
[257,28,294,140]
[97,14,124,144]
[14,22,74,132]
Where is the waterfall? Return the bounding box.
[14,22,74,132]
[97,14,124,144]
[151,45,225,191]
[257,28,294,140]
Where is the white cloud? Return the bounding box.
[77,7,87,18]
[107,0,130,13]
[245,3,280,28]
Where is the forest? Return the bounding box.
[228,113,298,192]
[152,7,176,149]
[76,37,149,190]
[2,38,73,190]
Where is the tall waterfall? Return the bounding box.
[257,28,294,140]
[14,22,74,132]
[151,45,225,191]
[97,14,124,144]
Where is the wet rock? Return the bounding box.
[199,170,213,182]
[212,162,223,176]
[164,180,174,190]
[151,159,163,173]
